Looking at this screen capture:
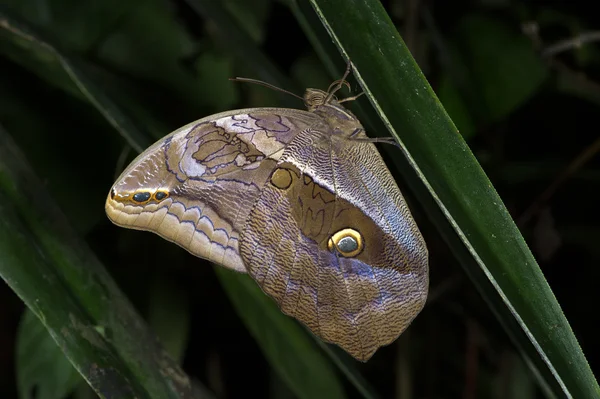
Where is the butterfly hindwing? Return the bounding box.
[240,128,428,361]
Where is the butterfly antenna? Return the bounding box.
[229,77,304,101]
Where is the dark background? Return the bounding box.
[1,0,599,398]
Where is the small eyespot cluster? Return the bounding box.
[328,228,364,258]
[111,188,170,205]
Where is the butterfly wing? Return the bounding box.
[106,104,428,361]
[105,108,318,272]
[240,128,429,361]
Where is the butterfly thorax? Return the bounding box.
[303,88,367,139]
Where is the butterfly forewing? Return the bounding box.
[106,109,318,272]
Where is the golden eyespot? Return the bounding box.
[270,168,293,190]
[328,228,364,257]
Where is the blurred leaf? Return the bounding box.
[455,14,549,123]
[217,268,347,399]
[290,53,333,91]
[194,51,240,109]
[147,273,191,365]
[556,65,600,108]
[16,309,83,399]
[0,124,207,397]
[0,69,118,234]
[311,336,379,399]
[225,0,272,43]
[437,74,477,139]
[96,0,209,110]
[184,0,300,108]
[305,0,599,397]
[492,352,538,399]
[0,6,154,151]
[4,0,207,111]
[2,0,143,50]
[0,5,82,99]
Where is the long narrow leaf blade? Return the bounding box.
[0,125,204,398]
[306,0,599,397]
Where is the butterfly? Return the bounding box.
[105,62,429,361]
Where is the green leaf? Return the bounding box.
[454,14,549,123]
[0,124,209,398]
[437,74,477,139]
[193,51,240,109]
[147,273,191,365]
[16,309,83,399]
[95,0,204,109]
[184,0,301,108]
[0,7,154,152]
[224,0,271,43]
[2,0,144,50]
[305,0,599,397]
[217,269,347,399]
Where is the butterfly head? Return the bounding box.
[303,88,332,110]
[303,87,365,139]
